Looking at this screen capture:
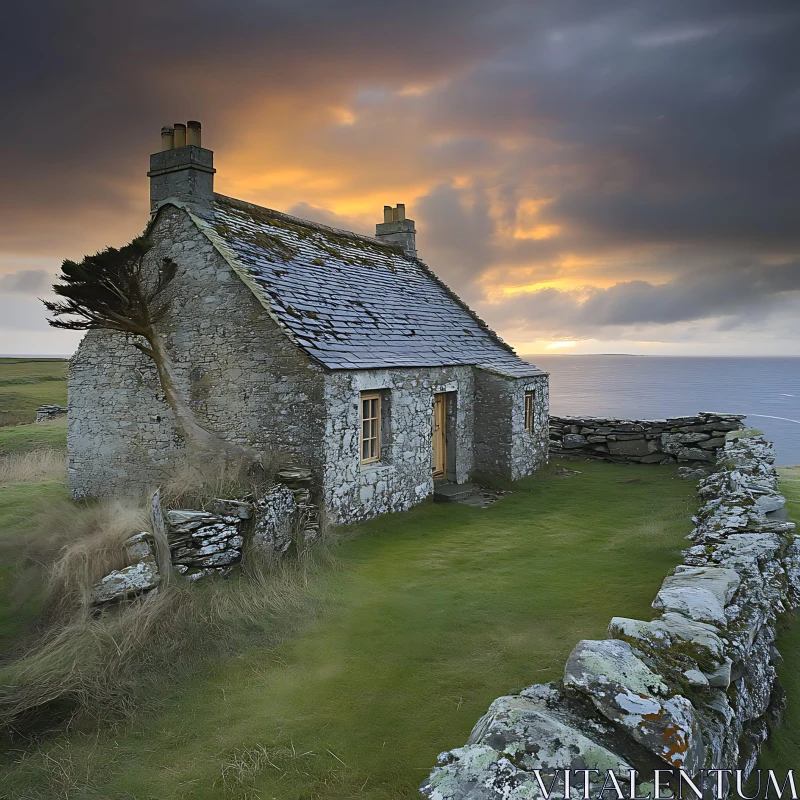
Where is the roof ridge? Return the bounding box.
[213,193,403,254]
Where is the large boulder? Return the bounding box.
[564,639,704,772]
[467,692,631,773]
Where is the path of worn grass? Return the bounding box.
[756,465,800,770]
[1,461,696,800]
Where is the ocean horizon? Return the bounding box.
[4,353,798,465]
[527,355,800,466]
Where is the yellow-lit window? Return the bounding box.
[361,393,381,463]
[524,390,536,433]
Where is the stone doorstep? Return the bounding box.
[433,483,478,503]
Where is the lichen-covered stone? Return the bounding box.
[253,484,297,555]
[608,612,726,667]
[90,561,160,604]
[467,694,631,772]
[420,745,537,800]
[563,639,704,771]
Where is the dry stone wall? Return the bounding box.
[35,404,67,423]
[549,412,745,465]
[89,474,320,598]
[421,431,799,798]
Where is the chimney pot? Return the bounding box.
[161,126,174,151]
[173,123,187,148]
[148,122,215,213]
[375,203,417,258]
[187,120,202,147]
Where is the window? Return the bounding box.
[361,393,381,463]
[524,390,536,432]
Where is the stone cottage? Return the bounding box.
[68,122,549,522]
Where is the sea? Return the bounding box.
[526,356,800,467]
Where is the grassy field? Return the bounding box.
[0,455,698,799]
[0,357,67,427]
[0,358,724,799]
[755,465,800,771]
[0,361,69,648]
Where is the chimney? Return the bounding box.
[375,203,417,258]
[147,120,215,215]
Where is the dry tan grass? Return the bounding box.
[11,498,150,626]
[0,448,333,739]
[160,449,289,510]
[0,450,65,485]
[0,558,330,735]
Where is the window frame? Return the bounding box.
[360,392,382,464]
[524,389,536,433]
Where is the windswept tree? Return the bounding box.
[44,237,235,458]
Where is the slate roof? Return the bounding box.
[187,193,544,377]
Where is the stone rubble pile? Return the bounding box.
[167,506,246,581]
[421,430,799,798]
[35,404,67,423]
[549,412,745,465]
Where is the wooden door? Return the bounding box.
[432,393,446,478]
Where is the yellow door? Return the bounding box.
[432,393,446,478]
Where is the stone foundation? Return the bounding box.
[549,412,745,465]
[422,430,799,797]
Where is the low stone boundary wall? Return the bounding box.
[166,468,321,581]
[421,431,799,797]
[35,404,67,423]
[89,468,322,599]
[549,412,745,464]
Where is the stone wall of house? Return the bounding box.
[322,366,475,524]
[549,412,745,464]
[474,370,549,481]
[421,431,799,797]
[68,205,326,499]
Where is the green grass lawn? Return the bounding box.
[0,357,67,426]
[0,479,68,647]
[0,461,697,799]
[756,465,800,771]
[0,417,66,455]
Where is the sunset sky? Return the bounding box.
[2,1,799,357]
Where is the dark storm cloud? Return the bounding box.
[483,257,800,339]
[2,0,800,344]
[0,0,530,251]
[404,1,800,251]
